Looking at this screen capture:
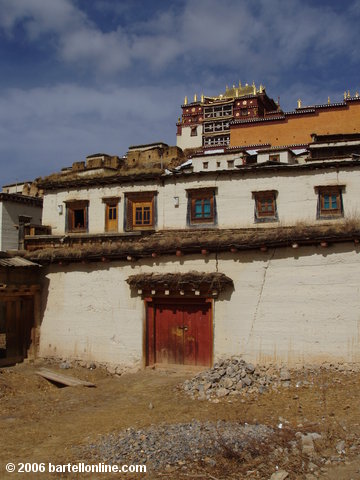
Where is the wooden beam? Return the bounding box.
[36,368,95,387]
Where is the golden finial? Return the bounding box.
[344,91,347,100]
[297,99,302,108]
[201,93,204,102]
[347,90,351,98]
[184,96,188,105]
[194,93,197,102]
[328,96,330,104]
[356,91,359,98]
[178,117,181,122]
[226,85,229,91]
[238,80,242,88]
[252,82,256,94]
[259,84,264,93]
[235,88,239,97]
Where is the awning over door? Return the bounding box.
[127,271,233,297]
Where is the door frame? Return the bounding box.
[144,297,213,368]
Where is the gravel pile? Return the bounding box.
[85,421,273,469]
[182,357,292,400]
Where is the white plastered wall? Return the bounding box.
[39,243,360,367]
[0,201,42,251]
[176,125,202,150]
[41,167,360,234]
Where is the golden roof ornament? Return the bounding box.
[328,96,330,104]
[194,93,198,102]
[238,80,242,88]
[184,96,188,105]
[297,99,302,108]
[347,90,351,98]
[344,91,347,100]
[356,91,359,98]
[252,81,256,94]
[201,93,204,102]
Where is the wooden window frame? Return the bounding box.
[65,200,89,233]
[316,186,343,219]
[125,192,156,231]
[253,191,278,223]
[187,188,216,226]
[269,154,280,162]
[190,126,198,136]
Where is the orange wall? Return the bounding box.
[230,102,360,147]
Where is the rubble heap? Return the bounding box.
[182,357,292,400]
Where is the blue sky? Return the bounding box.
[1,0,360,186]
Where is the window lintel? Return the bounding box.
[186,187,217,195]
[102,196,120,204]
[252,190,278,198]
[314,185,345,193]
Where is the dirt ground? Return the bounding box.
[1,360,360,480]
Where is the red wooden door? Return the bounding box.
[183,303,211,366]
[154,304,183,365]
[147,300,212,367]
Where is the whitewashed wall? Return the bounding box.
[39,243,360,367]
[0,201,42,251]
[42,167,360,234]
[192,152,243,172]
[176,125,202,150]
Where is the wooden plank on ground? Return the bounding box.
[36,368,95,387]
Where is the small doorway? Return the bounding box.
[146,299,212,367]
[0,297,34,367]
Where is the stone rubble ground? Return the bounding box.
[180,357,293,401]
[84,420,273,470]
[12,357,360,478]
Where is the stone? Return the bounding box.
[203,457,216,467]
[270,470,289,480]
[299,433,316,455]
[216,388,229,397]
[335,440,345,454]
[280,369,291,381]
[222,378,234,389]
[245,363,255,374]
[242,375,252,386]
[59,361,71,369]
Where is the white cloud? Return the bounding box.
[0,0,359,77]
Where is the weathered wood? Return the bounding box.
[37,368,95,387]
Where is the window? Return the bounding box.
[65,200,89,232]
[103,198,119,232]
[227,160,234,168]
[269,154,280,162]
[203,162,209,169]
[190,126,197,136]
[317,186,343,219]
[125,192,156,231]
[253,191,278,222]
[187,188,216,225]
